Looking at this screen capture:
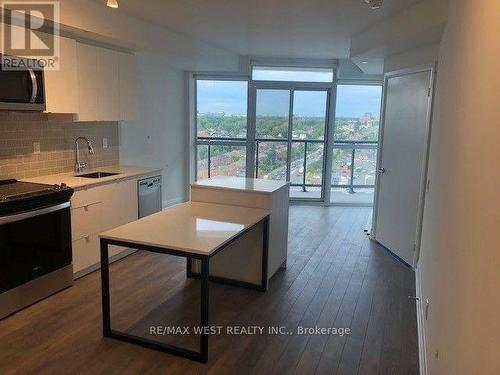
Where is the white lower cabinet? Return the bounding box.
[72,234,100,275]
[71,178,138,277]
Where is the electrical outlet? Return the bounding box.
[102,137,108,149]
[33,142,41,154]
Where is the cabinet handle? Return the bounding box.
[84,235,90,241]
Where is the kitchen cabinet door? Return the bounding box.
[76,43,99,121]
[72,234,99,275]
[44,35,79,114]
[119,52,140,121]
[96,47,121,121]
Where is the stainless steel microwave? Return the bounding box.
[0,56,46,111]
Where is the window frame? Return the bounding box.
[192,67,384,205]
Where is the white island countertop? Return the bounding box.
[21,165,162,190]
[192,177,289,194]
[100,201,270,255]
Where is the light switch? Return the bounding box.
[33,142,41,154]
[102,137,108,149]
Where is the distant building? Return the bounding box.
[361,112,374,124]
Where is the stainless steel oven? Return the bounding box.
[0,180,73,319]
[0,56,46,111]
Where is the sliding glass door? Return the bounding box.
[251,84,330,201]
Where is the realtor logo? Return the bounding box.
[1,0,60,70]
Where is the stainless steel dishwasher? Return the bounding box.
[138,176,162,218]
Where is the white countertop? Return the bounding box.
[100,201,270,256]
[21,165,162,190]
[192,177,289,194]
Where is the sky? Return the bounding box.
[197,80,382,119]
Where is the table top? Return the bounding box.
[191,177,289,194]
[99,201,270,256]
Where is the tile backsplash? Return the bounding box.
[0,112,119,180]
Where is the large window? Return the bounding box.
[331,84,382,204]
[196,79,248,179]
[252,66,334,83]
[194,70,383,205]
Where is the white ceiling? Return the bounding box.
[113,0,422,59]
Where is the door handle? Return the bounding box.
[378,167,386,174]
[28,69,38,103]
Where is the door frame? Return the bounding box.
[249,81,334,203]
[370,64,437,267]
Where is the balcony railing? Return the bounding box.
[196,137,378,195]
[331,140,378,194]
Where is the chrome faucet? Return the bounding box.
[74,137,95,173]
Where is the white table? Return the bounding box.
[99,201,270,363]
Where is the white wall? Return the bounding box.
[120,53,188,207]
[418,0,500,374]
[384,43,440,73]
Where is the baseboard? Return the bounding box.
[163,196,186,208]
[415,266,428,375]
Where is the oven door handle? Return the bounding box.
[0,202,70,225]
[29,68,38,103]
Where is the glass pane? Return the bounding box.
[292,91,327,140]
[196,80,248,138]
[353,149,378,186]
[290,142,305,185]
[289,143,324,186]
[305,143,324,186]
[197,145,209,180]
[256,142,288,180]
[290,142,324,199]
[255,89,290,139]
[334,85,382,141]
[209,145,246,178]
[331,148,352,186]
[252,66,333,82]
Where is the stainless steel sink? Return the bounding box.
[75,172,120,179]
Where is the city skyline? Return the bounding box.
[197,81,382,118]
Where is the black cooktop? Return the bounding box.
[0,179,74,216]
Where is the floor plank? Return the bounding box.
[0,206,419,375]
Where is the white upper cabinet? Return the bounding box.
[74,42,139,122]
[119,52,140,121]
[76,43,99,121]
[44,35,79,114]
[96,47,121,121]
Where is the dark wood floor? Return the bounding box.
[0,206,419,375]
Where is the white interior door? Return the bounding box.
[373,67,434,266]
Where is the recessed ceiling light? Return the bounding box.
[106,0,119,9]
[364,0,383,9]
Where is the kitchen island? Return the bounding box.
[190,177,289,285]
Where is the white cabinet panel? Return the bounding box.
[76,43,98,121]
[71,178,139,277]
[72,234,99,274]
[71,202,102,242]
[119,52,140,121]
[44,35,79,114]
[97,47,121,121]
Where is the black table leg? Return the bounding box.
[100,239,111,337]
[261,216,269,292]
[200,256,210,363]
